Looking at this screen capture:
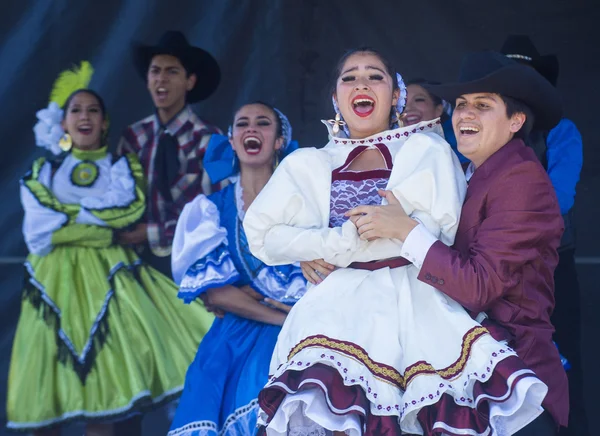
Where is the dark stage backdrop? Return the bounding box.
[0,1,598,434]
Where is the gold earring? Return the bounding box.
[327,112,347,137]
[394,108,405,128]
[58,133,72,152]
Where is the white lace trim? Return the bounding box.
[329,178,387,228]
[168,399,259,436]
[288,425,328,436]
[235,180,245,221]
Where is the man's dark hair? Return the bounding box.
[499,95,535,139]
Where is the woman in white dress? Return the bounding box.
[243,48,549,435]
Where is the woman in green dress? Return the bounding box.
[7,88,214,436]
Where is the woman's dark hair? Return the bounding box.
[62,89,107,120]
[330,47,399,95]
[499,95,535,138]
[232,101,283,138]
[404,78,450,123]
[405,78,443,107]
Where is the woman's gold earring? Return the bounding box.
[395,108,405,128]
[58,133,72,152]
[327,112,346,137]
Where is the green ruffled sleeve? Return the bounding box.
[23,157,81,223]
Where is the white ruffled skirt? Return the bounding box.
[257,265,547,436]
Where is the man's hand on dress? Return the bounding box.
[346,190,417,242]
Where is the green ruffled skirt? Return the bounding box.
[6,245,214,432]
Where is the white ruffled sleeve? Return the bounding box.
[79,156,136,209]
[348,132,467,263]
[20,161,67,256]
[171,194,240,303]
[75,154,146,229]
[243,148,365,267]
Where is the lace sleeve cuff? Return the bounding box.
[251,264,308,304]
[177,244,240,303]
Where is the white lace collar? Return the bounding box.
[234,178,246,221]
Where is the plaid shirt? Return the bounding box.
[117,105,222,256]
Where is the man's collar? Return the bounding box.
[465,162,476,182]
[153,105,193,136]
[467,139,525,183]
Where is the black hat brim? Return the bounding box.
[132,43,220,103]
[426,64,562,131]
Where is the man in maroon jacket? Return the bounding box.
[348,51,568,435]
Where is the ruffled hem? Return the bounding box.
[258,354,546,435]
[178,244,241,303]
[168,399,259,436]
[6,385,183,433]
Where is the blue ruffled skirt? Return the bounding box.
[168,313,281,436]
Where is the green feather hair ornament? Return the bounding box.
[49,61,94,108]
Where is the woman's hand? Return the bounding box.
[346,190,417,242]
[200,293,226,318]
[201,285,287,326]
[300,259,335,284]
[264,298,292,314]
[239,285,265,301]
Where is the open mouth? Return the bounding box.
[156,87,168,100]
[459,125,480,136]
[77,124,93,135]
[404,113,421,126]
[243,136,262,155]
[352,95,375,117]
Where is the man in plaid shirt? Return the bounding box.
[117,31,222,276]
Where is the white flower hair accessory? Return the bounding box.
[442,99,453,117]
[396,72,407,114]
[33,102,65,156]
[273,107,293,147]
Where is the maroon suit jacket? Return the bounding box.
[419,139,568,427]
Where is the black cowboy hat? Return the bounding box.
[132,30,220,103]
[426,51,562,130]
[500,35,559,87]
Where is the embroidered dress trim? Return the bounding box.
[287,327,490,390]
[332,119,442,145]
[23,259,143,383]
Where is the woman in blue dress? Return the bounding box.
[168,102,307,436]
